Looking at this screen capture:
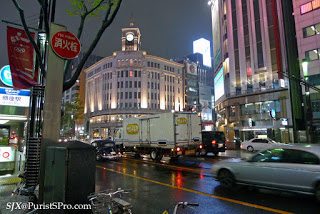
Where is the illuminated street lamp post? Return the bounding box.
[302,58,312,143]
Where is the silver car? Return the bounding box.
[240,138,279,152]
[212,144,320,201]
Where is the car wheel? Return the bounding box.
[96,154,102,161]
[214,152,219,156]
[247,146,254,152]
[315,183,320,202]
[218,169,235,189]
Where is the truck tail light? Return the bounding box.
[199,145,203,149]
[176,147,181,152]
[212,140,216,145]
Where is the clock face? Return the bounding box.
[126,34,134,41]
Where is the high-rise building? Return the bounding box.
[293,0,320,141]
[186,53,215,130]
[84,21,184,139]
[210,0,292,143]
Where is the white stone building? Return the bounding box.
[84,22,184,138]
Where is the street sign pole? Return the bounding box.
[39,22,66,202]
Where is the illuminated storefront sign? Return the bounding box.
[214,67,224,101]
[0,87,30,107]
[193,38,212,68]
[301,0,320,14]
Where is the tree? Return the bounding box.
[12,0,123,91]
[61,95,84,138]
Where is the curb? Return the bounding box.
[0,178,21,185]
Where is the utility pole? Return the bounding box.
[280,0,305,143]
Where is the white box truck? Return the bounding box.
[115,112,202,160]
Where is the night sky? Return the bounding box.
[0,0,212,67]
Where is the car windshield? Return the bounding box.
[103,143,115,147]
[102,147,115,153]
[93,141,115,148]
[268,138,277,143]
[203,132,225,140]
[211,132,225,140]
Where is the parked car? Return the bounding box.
[90,136,103,144]
[201,131,227,156]
[212,144,320,202]
[91,140,122,161]
[240,138,279,152]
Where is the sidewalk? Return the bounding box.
[0,174,28,214]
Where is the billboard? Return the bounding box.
[186,62,197,75]
[193,38,212,68]
[214,67,224,101]
[211,0,221,70]
[199,85,213,121]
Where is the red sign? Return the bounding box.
[51,31,81,59]
[2,152,9,158]
[7,26,38,89]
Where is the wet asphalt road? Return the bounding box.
[95,155,320,214]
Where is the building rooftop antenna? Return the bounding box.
[130,13,134,27]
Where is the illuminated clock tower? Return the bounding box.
[122,17,141,51]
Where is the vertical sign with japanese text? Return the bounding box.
[7,26,38,89]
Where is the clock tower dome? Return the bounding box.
[122,17,141,51]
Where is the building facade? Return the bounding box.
[61,53,103,138]
[293,0,320,141]
[210,0,292,143]
[85,22,184,139]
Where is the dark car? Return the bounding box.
[91,140,122,161]
[201,131,227,156]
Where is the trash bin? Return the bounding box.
[44,141,95,213]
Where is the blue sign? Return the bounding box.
[0,65,13,87]
[270,109,276,118]
[0,87,30,107]
[0,88,30,96]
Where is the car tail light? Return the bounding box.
[212,140,216,145]
[176,147,181,152]
[225,141,227,144]
[199,145,203,149]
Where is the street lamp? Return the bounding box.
[301,58,312,143]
